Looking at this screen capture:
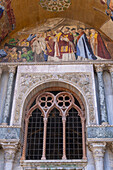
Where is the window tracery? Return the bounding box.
[21,91,86,160]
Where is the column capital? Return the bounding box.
[8,65,17,74]
[107,65,113,73]
[94,64,105,72]
[1,140,19,162]
[89,142,106,158]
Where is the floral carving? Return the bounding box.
[14,72,96,124]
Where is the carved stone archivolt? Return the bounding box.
[13,72,95,125]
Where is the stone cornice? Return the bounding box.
[0,61,113,67]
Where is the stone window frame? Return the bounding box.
[21,91,86,160]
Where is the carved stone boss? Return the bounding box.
[21,92,86,160]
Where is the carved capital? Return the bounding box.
[108,142,113,153]
[94,64,105,72]
[89,142,106,158]
[8,65,17,74]
[108,65,113,73]
[1,140,19,162]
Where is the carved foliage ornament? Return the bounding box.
[39,0,71,12]
[14,73,95,124]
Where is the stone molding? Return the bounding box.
[20,159,87,170]
[13,72,96,125]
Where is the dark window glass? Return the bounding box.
[66,108,82,159]
[46,108,63,160]
[26,108,43,160]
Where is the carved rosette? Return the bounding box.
[13,72,95,125]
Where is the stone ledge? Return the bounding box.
[87,126,113,139]
[0,60,113,67]
[20,160,87,170]
[0,127,21,140]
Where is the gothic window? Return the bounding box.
[21,91,86,160]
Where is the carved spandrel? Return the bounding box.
[13,72,95,125]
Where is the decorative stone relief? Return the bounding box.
[13,72,96,125]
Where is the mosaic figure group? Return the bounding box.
[0,26,111,62]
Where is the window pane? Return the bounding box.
[26,108,43,160]
[66,108,82,159]
[46,108,63,160]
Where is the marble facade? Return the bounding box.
[0,62,113,170]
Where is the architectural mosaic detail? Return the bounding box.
[100,0,113,21]
[13,72,96,125]
[0,0,16,44]
[39,0,71,12]
[0,18,112,62]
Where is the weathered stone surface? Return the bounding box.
[0,127,21,140]
[20,160,87,170]
[87,126,113,138]
[10,65,98,126]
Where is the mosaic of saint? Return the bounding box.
[0,18,112,62]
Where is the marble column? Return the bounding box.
[95,65,108,124]
[62,116,67,160]
[109,66,113,91]
[2,66,16,125]
[1,140,19,170]
[89,142,106,170]
[41,118,47,160]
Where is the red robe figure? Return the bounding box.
[58,27,75,59]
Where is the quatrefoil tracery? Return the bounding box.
[36,92,75,117]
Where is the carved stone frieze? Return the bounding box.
[13,72,95,125]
